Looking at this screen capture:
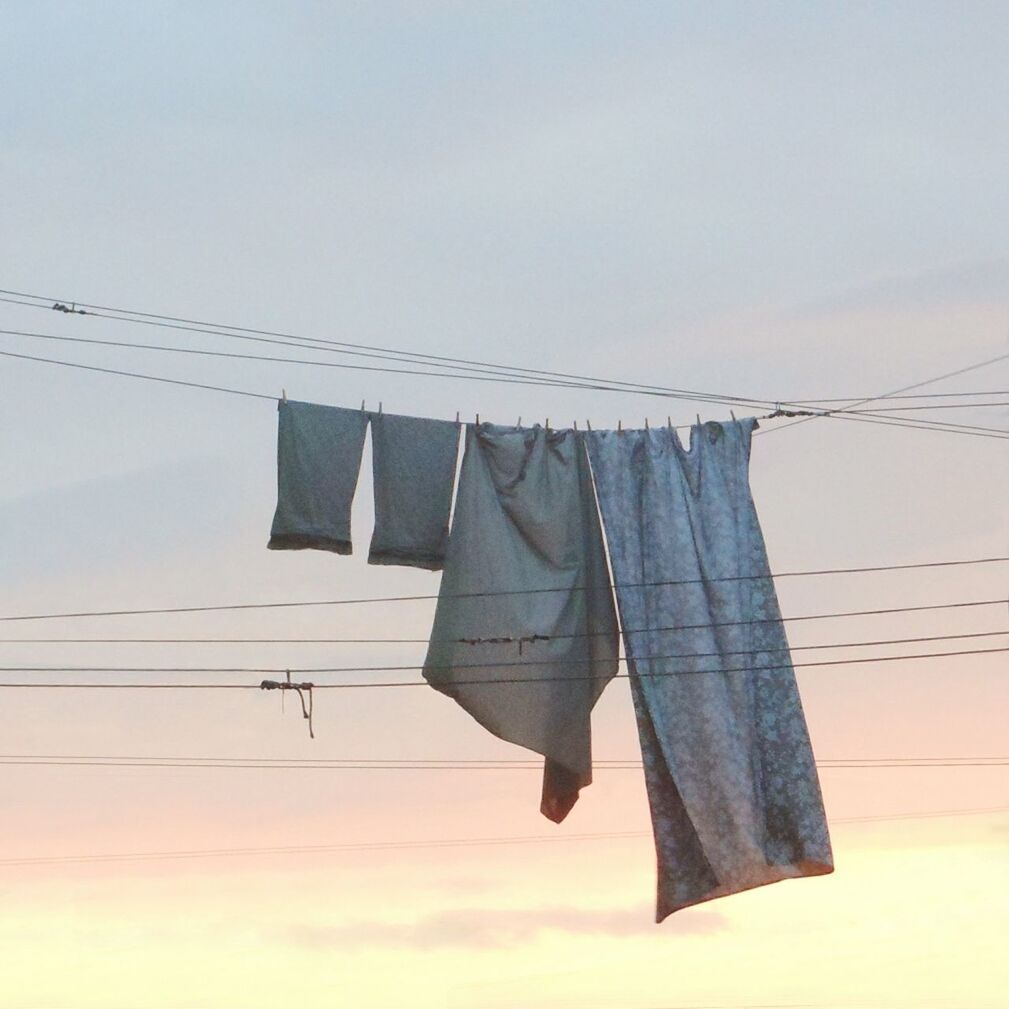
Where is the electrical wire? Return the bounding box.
[3,295,1009,439]
[4,632,1006,674]
[2,628,1002,649]
[0,288,806,410]
[0,645,1006,687]
[0,756,1004,771]
[1,556,1005,622]
[6,339,1008,441]
[5,288,1006,428]
[762,345,1009,436]
[0,805,1004,868]
[3,593,1004,641]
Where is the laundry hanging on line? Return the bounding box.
[586,418,833,920]
[265,401,833,918]
[423,423,619,823]
[268,400,460,570]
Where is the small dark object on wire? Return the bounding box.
[260,670,315,738]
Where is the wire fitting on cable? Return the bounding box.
[260,670,315,738]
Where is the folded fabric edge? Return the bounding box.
[654,858,835,923]
[268,533,352,555]
[368,548,445,571]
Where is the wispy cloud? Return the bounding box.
[282,903,727,951]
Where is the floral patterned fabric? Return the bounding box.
[586,419,833,921]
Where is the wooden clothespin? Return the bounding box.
[545,418,550,431]
[281,388,287,403]
[517,416,522,427]
[573,420,578,431]
[617,419,622,433]
[455,411,460,424]
[696,413,701,426]
[476,412,480,426]
[586,419,592,431]
[730,409,736,421]
[378,401,383,415]
[644,417,649,431]
[361,400,366,412]
[667,416,673,430]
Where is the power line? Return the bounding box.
[0,347,275,401]
[1,593,1000,641]
[3,628,1002,650]
[1,756,1004,771]
[763,345,1009,437]
[1,326,721,401]
[0,804,1004,868]
[6,288,1005,434]
[1,644,1006,687]
[5,632,1006,674]
[793,390,1009,402]
[1,556,1005,622]
[6,325,1009,435]
[6,339,1008,442]
[844,402,1009,412]
[0,287,811,410]
[3,305,1008,440]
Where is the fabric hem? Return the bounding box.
[368,548,444,571]
[268,534,352,555]
[655,858,835,923]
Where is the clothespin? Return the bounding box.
[617,419,622,433]
[573,420,578,431]
[517,416,522,427]
[730,409,736,421]
[696,413,701,426]
[667,416,673,430]
[361,400,366,412]
[378,401,383,415]
[455,411,460,424]
[644,417,649,431]
[476,412,481,426]
[545,418,550,431]
[281,388,287,403]
[586,419,592,431]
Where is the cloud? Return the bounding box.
[282,903,727,951]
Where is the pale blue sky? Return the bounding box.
[0,4,1007,1008]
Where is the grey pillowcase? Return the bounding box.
[268,400,369,554]
[368,412,460,571]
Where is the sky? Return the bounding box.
[0,3,1007,1007]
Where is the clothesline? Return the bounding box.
[4,284,1008,422]
[2,340,1007,442]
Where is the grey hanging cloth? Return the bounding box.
[268,400,369,554]
[423,424,619,823]
[369,412,461,571]
[586,419,833,920]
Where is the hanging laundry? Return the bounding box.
[369,412,461,571]
[423,424,619,823]
[586,419,833,920]
[268,400,369,554]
